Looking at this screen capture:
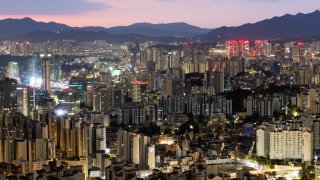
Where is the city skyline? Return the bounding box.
[1,0,320,179]
[0,0,318,28]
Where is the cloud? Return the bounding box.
[152,0,287,3]
[208,0,279,3]
[247,0,279,2]
[0,0,109,15]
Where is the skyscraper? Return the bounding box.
[212,71,225,94]
[226,40,249,57]
[130,35,140,71]
[117,129,133,162]
[41,54,51,93]
[17,87,29,117]
[254,40,272,57]
[7,62,21,84]
[292,42,306,63]
[238,40,250,57]
[0,78,17,111]
[117,129,151,168]
[131,80,148,102]
[226,40,239,57]
[274,42,285,60]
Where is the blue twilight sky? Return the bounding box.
[0,0,319,28]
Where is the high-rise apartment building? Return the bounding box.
[117,129,152,169]
[226,40,249,57]
[209,71,225,94]
[131,80,148,103]
[257,125,313,162]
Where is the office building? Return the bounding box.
[0,78,17,111]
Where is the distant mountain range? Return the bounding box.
[198,10,320,42]
[1,10,320,43]
[0,18,210,40]
[80,22,211,37]
[0,17,69,38]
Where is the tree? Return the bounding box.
[306,165,315,180]
[139,123,161,136]
[176,120,199,135]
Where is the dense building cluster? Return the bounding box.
[0,38,320,179]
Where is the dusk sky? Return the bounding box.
[0,0,318,28]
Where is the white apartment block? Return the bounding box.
[256,126,312,162]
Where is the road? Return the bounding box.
[230,167,301,179]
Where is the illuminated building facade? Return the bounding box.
[7,62,21,84]
[226,40,249,57]
[131,80,148,103]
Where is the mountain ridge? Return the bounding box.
[0,18,210,38]
[1,10,320,43]
[0,17,70,38]
[197,10,320,42]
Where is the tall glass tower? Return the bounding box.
[41,54,52,93]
